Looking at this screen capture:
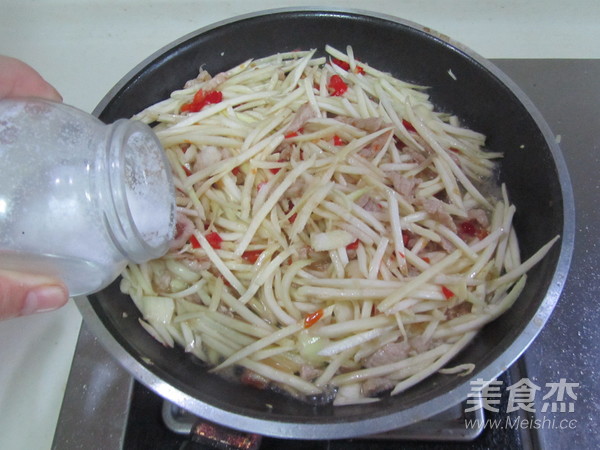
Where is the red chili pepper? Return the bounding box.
[285,127,303,139]
[327,75,348,96]
[181,89,223,113]
[232,166,240,176]
[333,135,345,146]
[242,250,263,264]
[476,229,489,240]
[204,90,223,105]
[182,164,192,177]
[189,235,201,249]
[441,285,455,300]
[181,104,194,113]
[304,309,324,328]
[190,232,222,249]
[190,89,206,107]
[270,159,286,174]
[422,256,430,264]
[402,119,416,133]
[346,239,359,250]
[332,58,365,74]
[181,89,204,113]
[332,58,350,71]
[460,220,477,236]
[205,231,223,249]
[283,200,297,223]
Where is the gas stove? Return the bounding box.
[52,59,600,449]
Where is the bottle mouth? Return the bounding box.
[103,119,175,263]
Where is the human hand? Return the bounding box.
[0,55,68,319]
[0,270,68,319]
[0,55,62,101]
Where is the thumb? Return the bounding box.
[0,55,63,102]
[0,270,69,320]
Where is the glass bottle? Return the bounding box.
[0,98,175,296]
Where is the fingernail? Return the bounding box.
[22,285,67,315]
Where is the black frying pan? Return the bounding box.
[79,8,574,439]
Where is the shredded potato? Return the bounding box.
[120,46,558,405]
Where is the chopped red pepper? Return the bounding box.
[180,90,204,113]
[331,58,365,74]
[402,119,416,133]
[441,285,455,300]
[270,159,286,174]
[181,89,223,113]
[476,229,489,240]
[285,127,303,139]
[232,166,241,176]
[327,75,348,96]
[182,164,192,177]
[184,89,206,111]
[189,235,201,249]
[242,249,263,264]
[204,90,223,105]
[346,239,359,250]
[332,58,350,71]
[460,220,477,236]
[421,256,430,264]
[333,135,345,146]
[205,232,223,249]
[283,200,297,223]
[304,309,324,328]
[459,219,489,241]
[190,232,222,249]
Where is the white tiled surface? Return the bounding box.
[0,1,598,449]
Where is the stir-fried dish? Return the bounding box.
[120,46,558,405]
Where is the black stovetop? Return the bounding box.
[52,59,600,450]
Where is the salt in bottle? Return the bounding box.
[0,98,176,296]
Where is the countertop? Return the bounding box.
[1,2,599,449]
